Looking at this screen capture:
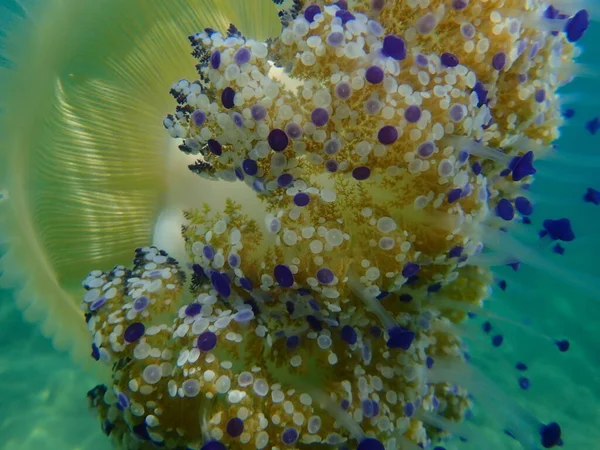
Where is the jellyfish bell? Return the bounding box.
[0,0,279,366]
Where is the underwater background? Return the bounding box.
[1,1,599,449]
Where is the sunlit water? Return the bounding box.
[1,1,600,450]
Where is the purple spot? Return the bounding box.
[386,326,415,350]
[304,4,321,23]
[441,52,459,67]
[268,129,289,152]
[242,159,258,176]
[211,271,231,297]
[365,66,384,84]
[133,296,149,312]
[402,262,420,277]
[311,108,329,126]
[316,268,335,284]
[251,104,267,121]
[185,303,202,317]
[274,264,294,287]
[192,110,206,127]
[226,418,244,437]
[234,47,251,65]
[492,52,506,70]
[277,173,294,187]
[293,192,311,207]
[207,139,222,156]
[352,166,371,180]
[210,50,221,69]
[197,331,217,351]
[378,125,398,145]
[124,322,145,343]
[382,35,406,60]
[285,122,303,139]
[496,198,515,221]
[404,105,422,123]
[221,87,235,109]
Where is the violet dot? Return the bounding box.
[232,112,244,127]
[234,47,251,65]
[118,392,130,409]
[268,129,289,152]
[311,108,329,127]
[352,166,371,180]
[416,13,437,35]
[336,9,355,24]
[371,0,384,11]
[492,52,506,71]
[221,87,235,109]
[449,104,465,122]
[496,198,515,221]
[452,0,468,10]
[362,399,374,417]
[415,54,429,67]
[207,139,222,156]
[535,88,546,103]
[185,303,202,317]
[417,141,434,158]
[197,331,217,351]
[316,268,335,284]
[382,34,407,60]
[251,104,267,121]
[282,428,298,444]
[277,173,294,187]
[378,125,398,145]
[234,167,244,180]
[124,322,145,343]
[210,50,221,69]
[448,188,462,203]
[274,264,294,287]
[211,271,231,297]
[402,262,420,277]
[294,192,311,207]
[242,159,258,176]
[240,277,253,291]
[304,4,321,23]
[341,325,357,344]
[133,295,149,312]
[90,297,106,311]
[192,110,206,127]
[203,245,215,259]
[285,122,303,139]
[227,418,244,437]
[365,65,384,84]
[515,196,533,215]
[286,335,300,349]
[327,31,345,46]
[335,81,352,100]
[441,52,459,67]
[201,442,226,450]
[325,159,339,172]
[404,105,422,123]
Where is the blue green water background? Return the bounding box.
[1,6,599,450]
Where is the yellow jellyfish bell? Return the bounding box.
[0,0,280,367]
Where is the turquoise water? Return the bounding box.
[1,2,600,450]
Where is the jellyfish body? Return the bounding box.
[1,0,599,449]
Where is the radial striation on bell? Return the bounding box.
[83,0,589,448]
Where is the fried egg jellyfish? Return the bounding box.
[1,0,599,449]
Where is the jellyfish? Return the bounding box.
[1,0,599,449]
